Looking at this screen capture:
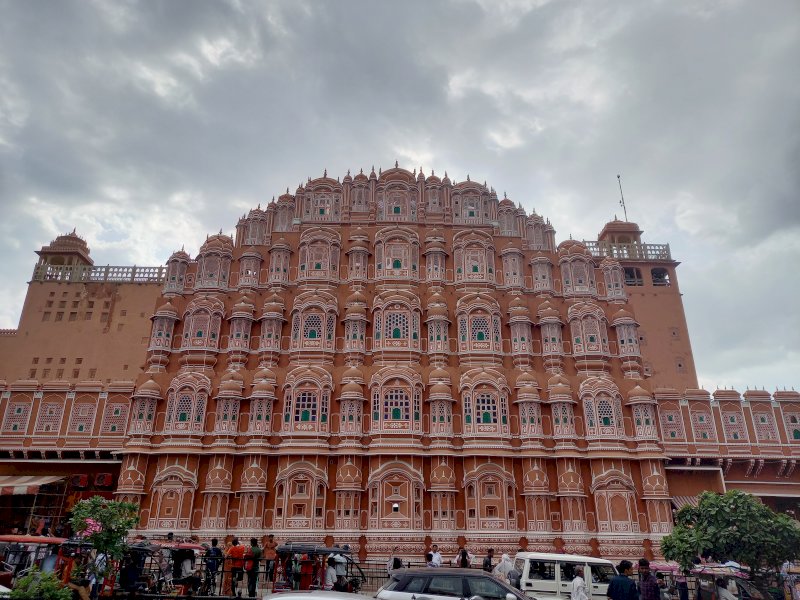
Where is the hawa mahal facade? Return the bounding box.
[1,164,799,560]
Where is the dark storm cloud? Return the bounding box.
[0,0,797,390]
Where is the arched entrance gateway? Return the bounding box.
[2,164,797,559]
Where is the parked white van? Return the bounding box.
[512,552,617,600]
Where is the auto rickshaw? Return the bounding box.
[0,534,68,588]
[125,540,206,595]
[272,542,365,594]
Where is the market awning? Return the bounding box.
[671,495,700,509]
[0,475,64,495]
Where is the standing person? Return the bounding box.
[221,541,233,596]
[453,547,474,568]
[482,549,495,573]
[263,534,277,584]
[387,547,402,575]
[204,539,223,594]
[607,560,638,600]
[493,554,514,582]
[675,570,689,600]
[323,557,337,591]
[245,538,262,598]
[227,538,246,596]
[715,579,737,600]
[431,545,443,568]
[638,559,659,600]
[571,567,589,600]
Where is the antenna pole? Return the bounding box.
[617,174,628,221]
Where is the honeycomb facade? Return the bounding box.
[1,164,798,559]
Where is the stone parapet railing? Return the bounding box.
[31,264,166,283]
[583,241,672,261]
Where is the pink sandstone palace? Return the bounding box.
[0,164,798,560]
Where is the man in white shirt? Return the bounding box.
[571,567,589,600]
[324,557,338,591]
[431,545,443,568]
[716,578,737,600]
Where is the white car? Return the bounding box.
[377,567,530,600]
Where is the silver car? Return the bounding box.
[376,568,530,600]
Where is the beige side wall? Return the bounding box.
[0,281,162,383]
[626,265,699,389]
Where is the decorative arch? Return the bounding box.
[369,367,424,434]
[579,376,624,440]
[282,366,333,434]
[453,230,496,283]
[462,463,517,531]
[297,227,341,281]
[195,235,234,290]
[452,181,492,225]
[371,290,422,353]
[301,177,343,222]
[273,459,328,530]
[164,372,211,434]
[149,463,198,531]
[459,368,510,436]
[374,226,420,280]
[567,301,610,357]
[366,461,424,530]
[456,293,503,357]
[180,296,225,351]
[376,168,418,222]
[591,467,638,534]
[289,290,338,354]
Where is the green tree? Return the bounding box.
[662,490,800,574]
[10,568,72,600]
[69,496,139,579]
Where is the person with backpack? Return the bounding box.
[204,539,223,593]
[245,538,262,598]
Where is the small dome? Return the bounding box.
[611,308,636,325]
[342,366,364,382]
[336,461,362,486]
[426,305,449,318]
[241,460,268,490]
[346,290,366,305]
[429,383,452,396]
[430,462,456,489]
[627,385,652,401]
[136,378,161,396]
[251,380,276,396]
[168,248,191,262]
[426,171,442,184]
[346,304,367,316]
[353,169,369,182]
[154,300,178,317]
[429,366,450,381]
[221,370,244,383]
[342,170,353,183]
[233,299,255,316]
[516,371,538,387]
[219,379,242,394]
[547,373,570,388]
[199,233,234,255]
[253,366,276,382]
[341,382,364,395]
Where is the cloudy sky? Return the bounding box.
[0,0,797,392]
